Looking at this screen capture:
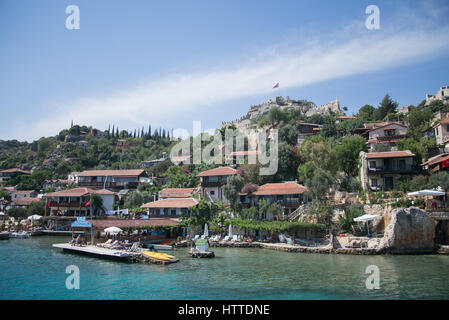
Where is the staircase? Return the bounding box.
[288,204,307,222]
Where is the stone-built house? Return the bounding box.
[433,117,449,147]
[197,166,241,203]
[0,168,31,183]
[297,121,322,145]
[360,151,416,191]
[239,182,308,218]
[367,122,408,150]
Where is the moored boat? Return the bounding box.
[10,231,30,239]
[0,231,10,240]
[151,244,173,251]
[141,249,178,262]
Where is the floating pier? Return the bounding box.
[52,243,140,261]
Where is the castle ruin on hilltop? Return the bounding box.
[221,96,341,133]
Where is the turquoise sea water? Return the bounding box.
[0,236,449,300]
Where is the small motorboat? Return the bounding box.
[0,231,10,240]
[10,231,30,239]
[151,244,173,251]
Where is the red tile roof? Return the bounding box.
[89,218,179,230]
[45,188,116,197]
[422,153,449,166]
[337,116,356,119]
[196,166,239,177]
[77,169,145,177]
[159,188,194,198]
[365,151,415,159]
[253,183,307,196]
[0,168,31,174]
[141,198,198,209]
[11,190,35,194]
[423,154,449,167]
[12,198,41,206]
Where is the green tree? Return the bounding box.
[429,172,449,191]
[356,104,375,121]
[306,168,335,200]
[334,135,367,176]
[26,200,45,216]
[90,194,104,216]
[372,94,398,121]
[222,175,245,212]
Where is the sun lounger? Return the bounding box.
[97,239,112,247]
[104,240,118,248]
[223,235,230,241]
[231,235,240,242]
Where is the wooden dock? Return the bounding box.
[52,243,140,261]
[52,243,180,264]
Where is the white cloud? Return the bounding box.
[16,8,449,141]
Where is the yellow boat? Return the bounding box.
[141,250,177,261]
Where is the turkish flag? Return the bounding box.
[45,200,50,208]
[273,83,279,89]
[84,200,91,207]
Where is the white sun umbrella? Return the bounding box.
[203,223,209,238]
[408,189,446,197]
[104,227,123,235]
[228,224,233,237]
[354,214,381,236]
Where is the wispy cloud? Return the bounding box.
[18,4,449,141]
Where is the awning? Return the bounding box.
[71,220,92,228]
[354,214,381,222]
[408,189,446,197]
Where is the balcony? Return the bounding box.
[78,181,138,189]
[368,165,418,174]
[200,181,226,188]
[276,199,301,208]
[376,134,407,142]
[49,201,84,208]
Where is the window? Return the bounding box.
[170,209,177,215]
[399,159,406,170]
[210,190,215,195]
[369,161,376,168]
[371,179,378,187]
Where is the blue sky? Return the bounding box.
[1,0,449,141]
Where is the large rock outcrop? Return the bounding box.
[380,207,436,253]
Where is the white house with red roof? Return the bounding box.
[0,168,31,182]
[43,187,116,216]
[360,150,417,191]
[240,182,308,217]
[196,166,241,203]
[141,198,198,217]
[76,169,148,191]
